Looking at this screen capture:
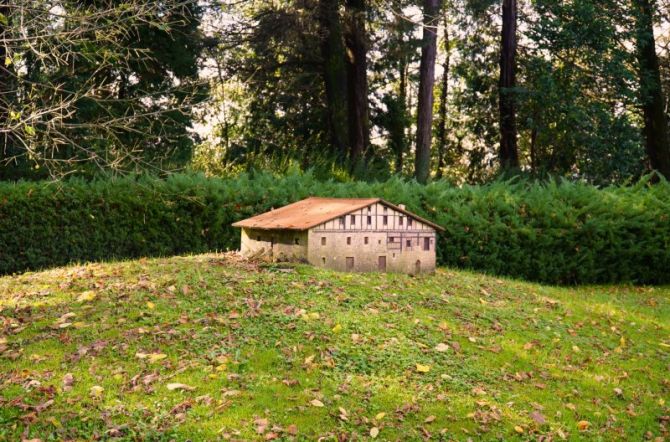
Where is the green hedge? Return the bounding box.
[1,172,669,284]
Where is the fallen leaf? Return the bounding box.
[370,427,379,438]
[63,373,74,391]
[514,425,524,434]
[577,420,590,431]
[310,399,324,407]
[77,291,96,302]
[471,386,486,395]
[136,352,167,363]
[332,324,342,333]
[572,345,581,353]
[424,415,436,423]
[255,418,269,434]
[286,424,298,435]
[530,410,546,425]
[167,383,195,391]
[416,364,431,373]
[375,412,386,420]
[90,385,104,398]
[435,343,449,352]
[146,301,155,310]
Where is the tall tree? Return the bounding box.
[632,0,670,178]
[373,0,417,175]
[319,0,349,161]
[499,0,519,170]
[0,0,12,165]
[345,0,369,166]
[435,12,450,179]
[415,0,441,183]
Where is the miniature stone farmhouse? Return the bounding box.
[232,197,444,274]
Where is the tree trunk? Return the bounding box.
[632,0,670,179]
[499,0,519,170]
[414,0,441,184]
[0,0,10,160]
[345,0,369,167]
[318,0,349,161]
[0,0,18,179]
[395,60,408,174]
[435,13,450,179]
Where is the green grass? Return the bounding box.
[0,254,668,441]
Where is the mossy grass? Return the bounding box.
[0,253,668,440]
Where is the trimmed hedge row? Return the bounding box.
[1,172,669,284]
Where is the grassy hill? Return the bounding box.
[0,254,668,441]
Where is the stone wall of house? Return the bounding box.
[240,228,308,261]
[307,230,436,274]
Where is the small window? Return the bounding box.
[294,238,300,245]
[408,218,413,227]
[383,207,388,213]
[389,237,395,243]
[367,216,372,225]
[364,237,369,245]
[399,217,404,226]
[350,215,355,224]
[347,237,351,245]
[378,239,381,244]
[423,237,430,251]
[321,237,326,246]
[339,217,345,227]
[367,206,371,213]
[406,239,412,248]
[322,257,326,265]
[383,215,388,225]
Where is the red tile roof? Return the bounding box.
[232,197,444,231]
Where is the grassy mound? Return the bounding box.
[0,255,668,440]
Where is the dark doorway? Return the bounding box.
[378,256,386,271]
[346,257,355,271]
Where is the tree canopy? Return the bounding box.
[2,0,670,184]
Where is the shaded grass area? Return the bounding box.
[0,254,668,441]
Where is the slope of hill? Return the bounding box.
[0,254,668,440]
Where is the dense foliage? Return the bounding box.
[0,0,205,180]
[2,173,668,284]
[198,0,670,184]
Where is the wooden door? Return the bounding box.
[346,257,355,271]
[378,256,386,271]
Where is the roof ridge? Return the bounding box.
[232,197,443,231]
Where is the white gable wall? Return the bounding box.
[307,202,437,274]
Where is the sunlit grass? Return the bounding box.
[0,253,668,441]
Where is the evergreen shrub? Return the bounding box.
[1,173,668,284]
